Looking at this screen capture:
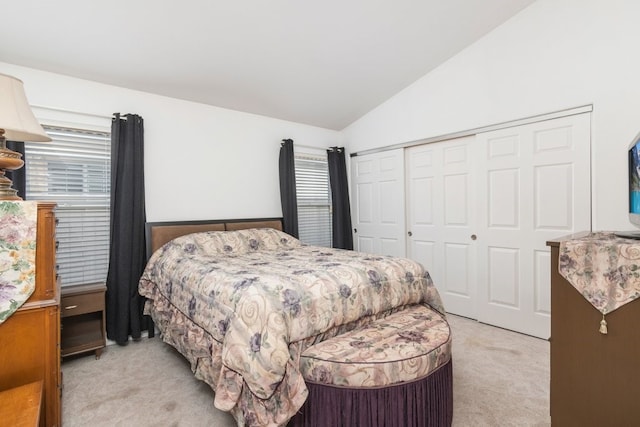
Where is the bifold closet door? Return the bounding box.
[354,111,590,339]
[405,112,590,338]
[350,148,406,257]
[406,136,478,319]
[475,112,591,339]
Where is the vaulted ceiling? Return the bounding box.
[1,0,536,130]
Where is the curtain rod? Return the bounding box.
[296,144,327,151]
[31,104,112,120]
[281,139,329,151]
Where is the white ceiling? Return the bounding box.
[1,0,535,130]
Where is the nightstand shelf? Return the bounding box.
[61,283,106,359]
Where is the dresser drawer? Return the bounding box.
[61,291,104,317]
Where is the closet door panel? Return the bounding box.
[351,149,405,257]
[476,112,591,339]
[406,136,478,319]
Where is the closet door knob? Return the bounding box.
[471,234,477,240]
[408,231,413,237]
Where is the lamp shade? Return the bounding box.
[0,73,51,142]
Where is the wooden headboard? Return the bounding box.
[145,217,283,258]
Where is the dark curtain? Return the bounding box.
[106,113,148,345]
[6,141,26,199]
[279,138,299,238]
[327,147,353,250]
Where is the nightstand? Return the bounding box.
[61,282,107,359]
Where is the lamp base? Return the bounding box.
[0,136,25,201]
[0,171,21,200]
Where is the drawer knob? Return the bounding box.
[64,305,78,310]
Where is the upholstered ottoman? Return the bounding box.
[289,304,453,427]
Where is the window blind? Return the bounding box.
[295,154,332,247]
[25,126,111,287]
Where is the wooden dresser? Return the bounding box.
[0,202,60,427]
[548,233,640,426]
[0,380,43,426]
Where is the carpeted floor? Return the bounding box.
[61,314,550,426]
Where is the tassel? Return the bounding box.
[599,311,608,335]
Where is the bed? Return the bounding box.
[139,218,452,426]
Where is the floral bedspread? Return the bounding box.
[139,228,445,426]
[559,232,640,330]
[0,201,38,324]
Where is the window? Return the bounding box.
[295,153,332,247]
[25,125,111,287]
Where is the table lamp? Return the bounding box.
[0,73,51,200]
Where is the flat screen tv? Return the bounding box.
[616,132,640,239]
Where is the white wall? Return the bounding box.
[5,0,639,230]
[343,0,640,232]
[0,62,342,222]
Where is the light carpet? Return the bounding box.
[61,314,550,426]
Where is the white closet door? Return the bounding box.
[351,149,406,257]
[476,113,591,339]
[406,136,478,318]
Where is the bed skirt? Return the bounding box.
[288,360,453,427]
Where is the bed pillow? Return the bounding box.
[170,228,302,256]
